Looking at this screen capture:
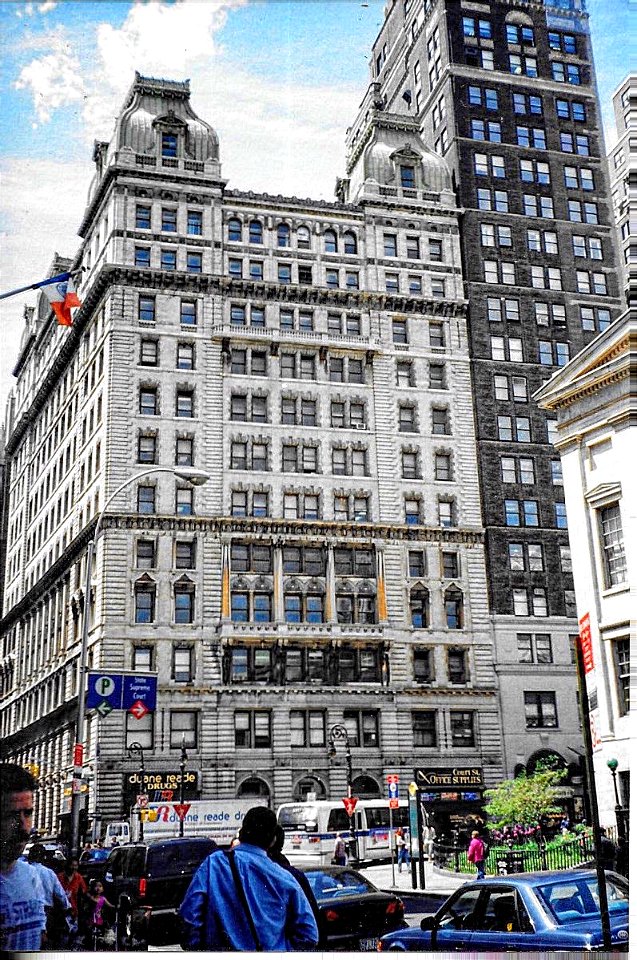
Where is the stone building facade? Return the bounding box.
[361,0,622,795]
[0,74,503,836]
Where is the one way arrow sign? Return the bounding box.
[96,700,113,718]
[129,699,150,720]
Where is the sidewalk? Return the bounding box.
[358,858,468,897]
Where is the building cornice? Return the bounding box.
[99,513,485,545]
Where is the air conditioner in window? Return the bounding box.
[352,423,367,430]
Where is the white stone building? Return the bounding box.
[536,311,635,833]
[0,75,503,839]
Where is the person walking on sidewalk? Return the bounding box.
[467,831,486,880]
[395,828,410,872]
[333,833,348,866]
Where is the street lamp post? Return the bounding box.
[179,735,188,839]
[127,742,146,841]
[606,759,626,842]
[70,466,210,858]
[328,724,355,860]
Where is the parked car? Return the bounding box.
[378,869,629,952]
[21,839,67,869]
[103,837,217,948]
[78,847,111,884]
[302,865,405,951]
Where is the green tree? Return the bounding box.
[484,764,566,832]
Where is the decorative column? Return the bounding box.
[376,545,388,622]
[325,543,337,623]
[220,540,231,621]
[273,542,284,623]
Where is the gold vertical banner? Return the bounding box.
[376,547,388,621]
[221,541,230,619]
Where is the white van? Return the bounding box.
[277,799,409,865]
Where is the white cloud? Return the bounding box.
[14,49,85,122]
[0,157,88,409]
[1,0,365,413]
[38,1,58,12]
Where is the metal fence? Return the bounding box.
[433,834,595,875]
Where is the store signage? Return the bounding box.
[125,770,199,802]
[415,767,483,789]
[578,613,594,674]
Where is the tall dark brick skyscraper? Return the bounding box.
[347,0,623,781]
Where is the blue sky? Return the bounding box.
[0,0,634,412]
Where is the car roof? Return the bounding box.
[460,869,600,889]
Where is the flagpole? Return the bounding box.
[0,272,72,302]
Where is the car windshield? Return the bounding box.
[537,875,629,925]
[305,869,376,900]
[81,849,109,862]
[278,805,318,830]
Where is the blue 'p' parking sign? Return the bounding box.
[87,673,124,709]
[86,672,157,711]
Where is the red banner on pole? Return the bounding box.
[73,743,84,768]
[578,613,594,674]
[342,797,358,817]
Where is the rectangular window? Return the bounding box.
[235,711,271,748]
[187,210,203,235]
[524,692,557,728]
[412,711,437,747]
[615,638,630,715]
[450,712,475,747]
[136,539,156,569]
[599,504,627,586]
[161,208,177,232]
[161,249,177,271]
[136,205,151,230]
[180,300,197,326]
[139,296,156,323]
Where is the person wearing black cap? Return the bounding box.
[179,805,319,951]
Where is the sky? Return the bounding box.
[0,0,635,417]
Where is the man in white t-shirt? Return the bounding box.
[0,764,48,952]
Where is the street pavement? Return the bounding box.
[358,856,467,897]
[149,859,466,951]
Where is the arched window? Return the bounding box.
[444,587,463,629]
[297,226,311,250]
[410,587,430,628]
[249,220,263,244]
[237,776,271,798]
[343,231,358,255]
[351,775,381,799]
[293,775,327,802]
[324,229,338,253]
[227,218,242,242]
[277,223,291,248]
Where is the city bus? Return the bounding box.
[276,799,410,864]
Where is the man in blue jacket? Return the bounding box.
[180,806,319,951]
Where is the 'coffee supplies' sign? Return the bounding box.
[415,767,483,789]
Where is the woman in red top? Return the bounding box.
[467,831,486,879]
[57,858,87,919]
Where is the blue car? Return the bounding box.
[378,869,629,952]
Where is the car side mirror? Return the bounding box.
[420,916,436,931]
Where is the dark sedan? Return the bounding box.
[378,869,629,952]
[302,865,405,951]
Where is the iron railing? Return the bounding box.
[433,834,595,875]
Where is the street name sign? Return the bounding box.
[87,672,157,713]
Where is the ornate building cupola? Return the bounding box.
[83,72,223,219]
[338,98,453,206]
